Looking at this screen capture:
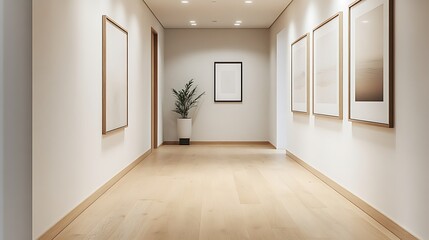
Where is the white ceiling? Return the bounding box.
[143,0,293,29]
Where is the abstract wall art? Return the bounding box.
[313,13,343,119]
[349,0,394,127]
[291,33,310,113]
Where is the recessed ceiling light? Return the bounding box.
[234,23,241,26]
[191,23,197,26]
[235,20,242,24]
[181,0,189,3]
[244,0,253,4]
[189,20,196,23]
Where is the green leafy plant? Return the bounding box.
[172,79,205,119]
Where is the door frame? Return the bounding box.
[151,28,158,149]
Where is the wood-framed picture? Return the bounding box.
[102,15,129,134]
[214,62,243,102]
[349,0,394,127]
[291,33,310,113]
[313,12,343,119]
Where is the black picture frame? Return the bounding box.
[214,62,243,102]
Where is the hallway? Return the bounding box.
[54,145,398,239]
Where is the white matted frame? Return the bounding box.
[214,62,243,102]
[102,15,129,134]
[291,33,310,113]
[313,12,343,119]
[349,0,394,128]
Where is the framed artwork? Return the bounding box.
[291,33,310,113]
[349,0,394,127]
[102,15,129,134]
[214,62,243,102]
[313,12,343,119]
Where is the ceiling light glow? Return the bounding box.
[181,0,189,3]
[244,0,253,4]
[234,23,241,26]
[191,23,197,26]
[235,20,242,23]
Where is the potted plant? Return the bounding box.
[172,79,205,145]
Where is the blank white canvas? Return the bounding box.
[106,21,128,132]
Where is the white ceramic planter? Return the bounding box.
[177,118,192,139]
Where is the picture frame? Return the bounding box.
[291,33,310,113]
[214,62,243,102]
[102,15,129,134]
[349,0,394,127]
[312,12,343,119]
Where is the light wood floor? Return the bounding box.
[55,144,399,240]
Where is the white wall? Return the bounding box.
[0,0,32,239]
[272,30,288,149]
[164,29,269,142]
[270,0,429,239]
[32,0,164,238]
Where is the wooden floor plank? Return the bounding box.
[54,145,399,240]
